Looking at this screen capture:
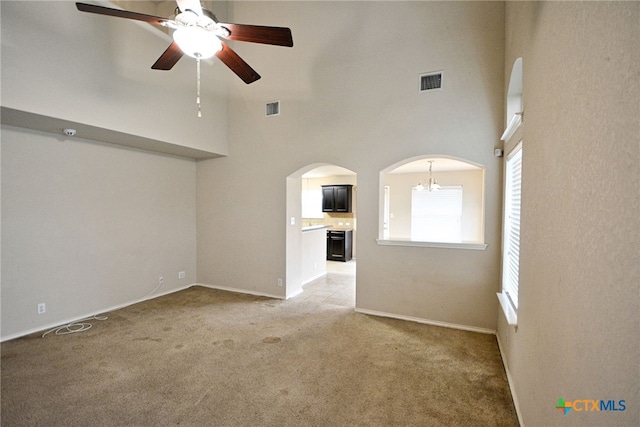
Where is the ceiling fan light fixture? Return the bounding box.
[75,1,293,85]
[173,26,221,59]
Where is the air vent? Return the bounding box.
[266,101,280,117]
[419,72,443,92]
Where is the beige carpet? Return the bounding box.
[1,286,518,426]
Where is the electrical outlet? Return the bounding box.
[159,276,164,286]
[37,303,46,315]
[277,278,283,287]
[178,271,186,279]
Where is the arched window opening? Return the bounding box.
[378,156,486,250]
[502,57,523,141]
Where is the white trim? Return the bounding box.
[496,334,524,427]
[497,293,518,326]
[354,307,496,335]
[285,288,304,300]
[501,112,523,141]
[1,283,286,342]
[195,283,283,300]
[506,140,523,161]
[302,272,327,287]
[0,283,194,342]
[377,239,487,250]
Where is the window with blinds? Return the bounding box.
[502,144,522,309]
[411,186,463,242]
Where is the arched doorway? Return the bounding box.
[285,163,357,305]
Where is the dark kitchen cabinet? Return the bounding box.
[327,229,353,262]
[322,185,353,213]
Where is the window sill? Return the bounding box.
[497,292,518,326]
[376,239,487,251]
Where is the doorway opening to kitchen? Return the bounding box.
[285,163,357,307]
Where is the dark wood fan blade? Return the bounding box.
[76,2,170,26]
[215,41,261,84]
[151,42,185,70]
[219,23,293,47]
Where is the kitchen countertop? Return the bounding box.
[301,225,329,232]
[301,225,354,232]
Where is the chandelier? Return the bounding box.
[414,160,441,191]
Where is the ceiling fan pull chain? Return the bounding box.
[196,55,202,118]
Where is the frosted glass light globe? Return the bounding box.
[174,26,222,59]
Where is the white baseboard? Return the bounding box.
[1,283,285,342]
[496,333,524,427]
[286,288,304,300]
[302,271,327,287]
[354,307,496,335]
[195,283,283,300]
[1,283,193,342]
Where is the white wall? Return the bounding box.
[0,0,220,339]
[300,228,327,287]
[497,2,639,425]
[1,126,197,340]
[197,1,505,332]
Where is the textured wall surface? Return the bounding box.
[196,1,505,331]
[498,2,639,425]
[1,126,197,339]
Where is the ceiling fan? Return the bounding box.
[75,0,293,85]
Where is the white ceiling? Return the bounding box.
[302,158,481,178]
[389,158,482,174]
[302,165,356,178]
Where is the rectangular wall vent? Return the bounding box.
[266,101,280,117]
[419,72,443,92]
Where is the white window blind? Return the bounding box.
[502,145,522,309]
[411,186,463,242]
